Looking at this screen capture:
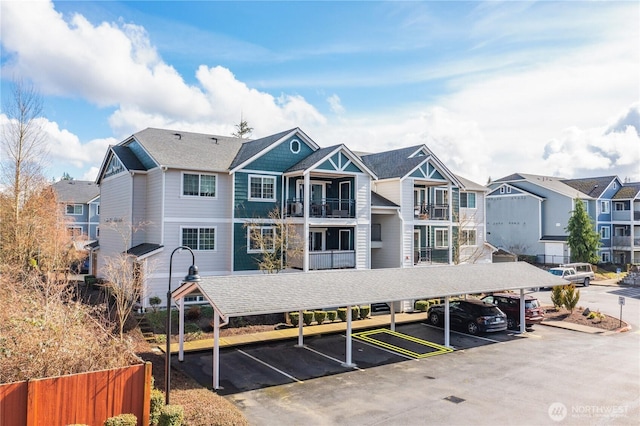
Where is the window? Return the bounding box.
[601,252,610,263]
[182,227,216,250]
[247,226,275,253]
[500,187,505,194]
[614,202,625,211]
[339,229,352,250]
[183,173,216,197]
[460,192,476,209]
[249,175,276,201]
[600,226,610,239]
[96,204,100,215]
[461,229,477,246]
[435,229,449,248]
[600,200,610,214]
[96,227,100,238]
[67,226,82,238]
[66,204,83,215]
[290,139,301,154]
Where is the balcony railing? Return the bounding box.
[414,203,449,220]
[286,198,355,218]
[413,248,449,264]
[309,250,355,270]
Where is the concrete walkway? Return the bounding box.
[163,311,429,354]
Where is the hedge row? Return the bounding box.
[289,306,371,326]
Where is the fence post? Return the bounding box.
[141,362,152,426]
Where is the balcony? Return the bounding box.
[414,203,449,220]
[309,250,355,270]
[612,236,640,248]
[413,248,449,265]
[286,198,355,218]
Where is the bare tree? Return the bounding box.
[99,221,154,339]
[453,210,487,265]
[244,208,302,273]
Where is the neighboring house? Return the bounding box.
[486,173,638,265]
[52,179,100,273]
[361,146,492,269]
[95,128,376,306]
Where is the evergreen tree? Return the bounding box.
[566,198,600,264]
[231,116,253,139]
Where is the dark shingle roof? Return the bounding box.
[613,183,640,199]
[371,191,399,207]
[562,176,618,198]
[540,235,568,242]
[229,128,296,170]
[127,243,163,257]
[52,180,99,203]
[493,173,526,183]
[286,145,340,173]
[360,145,426,179]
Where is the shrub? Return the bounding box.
[326,310,337,322]
[351,306,360,320]
[337,307,348,322]
[150,388,164,425]
[359,305,370,319]
[184,322,200,333]
[158,405,184,426]
[563,284,580,313]
[186,305,201,321]
[414,300,429,312]
[314,310,327,325]
[302,311,314,326]
[149,296,162,313]
[104,414,137,426]
[587,310,605,322]
[200,305,214,318]
[289,312,299,327]
[551,286,564,309]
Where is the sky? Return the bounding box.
[1,0,639,185]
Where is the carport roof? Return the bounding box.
[173,262,566,320]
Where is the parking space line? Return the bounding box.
[420,323,504,343]
[303,345,363,370]
[342,334,415,361]
[236,349,304,383]
[352,329,453,359]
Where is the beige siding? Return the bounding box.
[131,174,148,247]
[97,173,133,275]
[145,168,164,244]
[163,169,231,219]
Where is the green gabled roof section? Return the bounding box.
[408,160,446,180]
[316,151,364,173]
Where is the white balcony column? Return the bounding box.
[444,296,451,348]
[519,289,527,334]
[303,172,310,272]
[178,298,185,361]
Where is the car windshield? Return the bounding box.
[549,269,563,276]
[525,299,540,309]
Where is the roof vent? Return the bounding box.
[212,137,218,144]
[174,133,182,140]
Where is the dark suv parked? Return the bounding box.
[481,293,545,329]
[427,299,507,335]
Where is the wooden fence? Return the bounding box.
[0,362,151,426]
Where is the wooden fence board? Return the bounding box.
[0,363,150,426]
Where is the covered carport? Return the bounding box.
[172,262,566,390]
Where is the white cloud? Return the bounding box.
[327,94,345,115]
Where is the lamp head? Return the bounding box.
[184,265,201,283]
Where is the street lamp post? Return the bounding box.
[165,246,200,405]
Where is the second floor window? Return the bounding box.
[66,204,83,215]
[600,226,610,239]
[461,229,477,245]
[460,192,476,208]
[67,226,83,238]
[435,229,449,248]
[249,175,276,201]
[600,200,610,214]
[182,227,216,251]
[183,173,216,197]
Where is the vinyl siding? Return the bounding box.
[145,168,163,244]
[97,173,133,268]
[370,213,403,268]
[163,169,230,219]
[131,174,148,247]
[245,135,315,172]
[486,194,543,255]
[234,172,281,218]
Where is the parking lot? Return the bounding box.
[177,320,521,395]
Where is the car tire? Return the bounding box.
[466,321,479,335]
[583,277,590,287]
[429,312,441,326]
[507,318,517,330]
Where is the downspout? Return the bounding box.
[303,172,310,272]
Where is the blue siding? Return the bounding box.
[127,140,156,169]
[233,223,261,271]
[234,172,281,218]
[245,135,315,172]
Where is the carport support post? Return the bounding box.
[178,298,185,361]
[444,296,451,348]
[342,304,356,367]
[213,312,220,390]
[519,289,526,334]
[296,309,304,347]
[390,305,396,331]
